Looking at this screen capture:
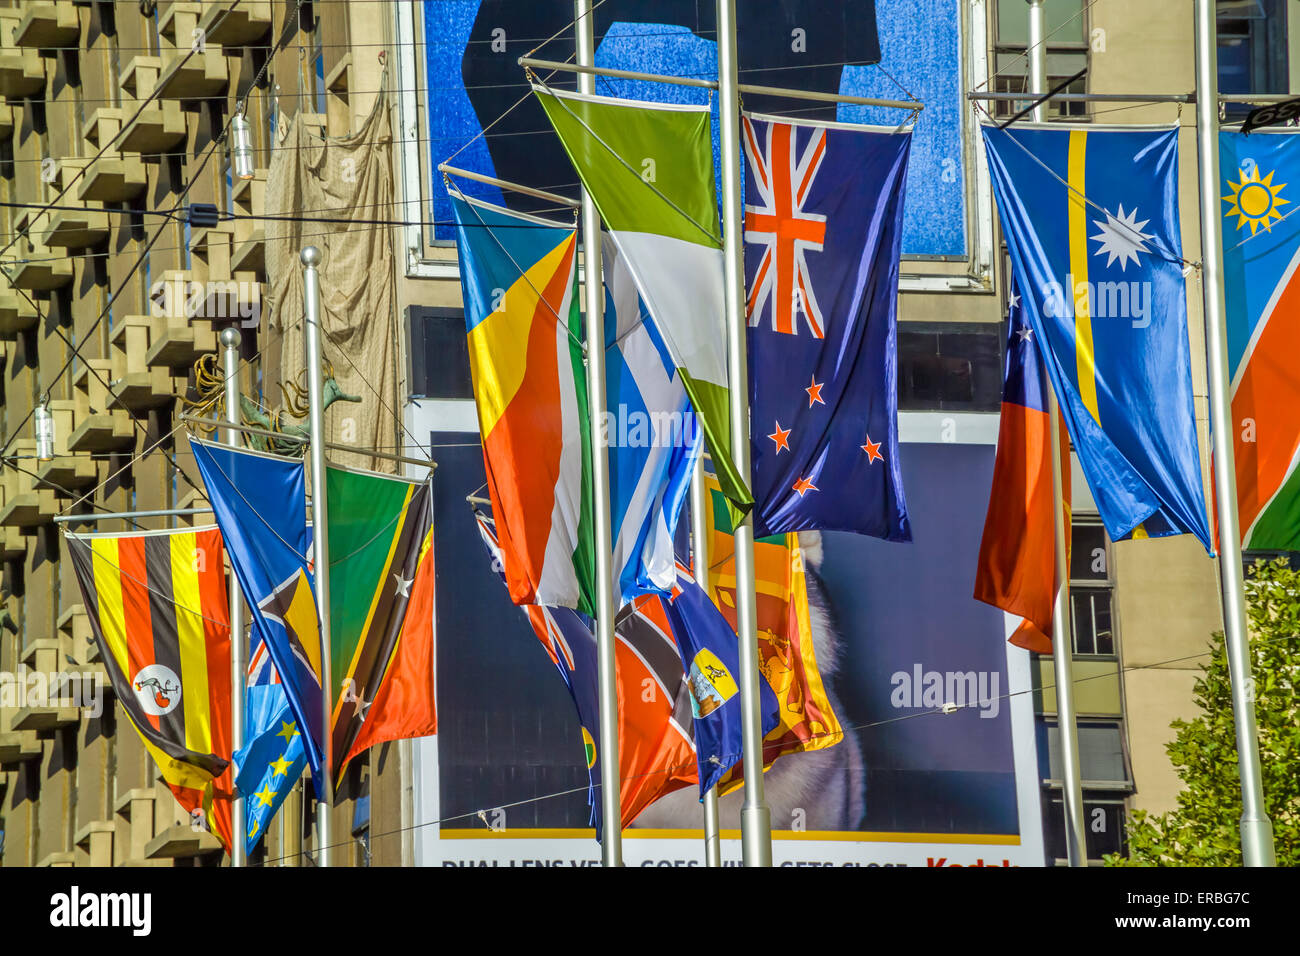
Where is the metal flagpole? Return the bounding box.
[220,326,248,868]
[574,0,623,867]
[1192,0,1276,867]
[689,461,722,867]
[1026,0,1088,866]
[301,245,334,868]
[716,0,773,867]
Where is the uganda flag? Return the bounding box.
[328,465,437,778]
[65,526,233,853]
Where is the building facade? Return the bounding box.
[0,0,1285,867]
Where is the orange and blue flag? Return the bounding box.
[1220,130,1300,550]
[982,124,1211,551]
[451,193,595,613]
[744,113,912,539]
[474,512,695,838]
[973,279,1070,654]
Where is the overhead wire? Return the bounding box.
[0,0,305,463]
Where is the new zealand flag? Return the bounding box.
[744,113,912,539]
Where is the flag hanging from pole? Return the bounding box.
[603,234,703,603]
[450,193,596,613]
[327,465,437,777]
[974,278,1072,654]
[475,512,696,838]
[743,112,912,540]
[652,560,780,796]
[700,474,845,787]
[1219,130,1300,550]
[190,437,327,788]
[65,525,234,852]
[233,635,306,855]
[533,84,754,517]
[981,123,1212,551]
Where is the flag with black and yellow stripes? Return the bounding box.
[65,526,233,853]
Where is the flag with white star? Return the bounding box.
[981,124,1211,550]
[744,113,912,539]
[326,465,437,779]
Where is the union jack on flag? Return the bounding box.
[743,114,829,338]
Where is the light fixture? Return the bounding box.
[35,401,54,461]
[231,105,255,181]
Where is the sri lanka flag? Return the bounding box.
[744,113,912,539]
[982,124,1212,551]
[974,280,1071,654]
[475,513,695,838]
[1220,131,1300,550]
[451,194,595,613]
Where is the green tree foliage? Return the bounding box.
[1106,558,1298,866]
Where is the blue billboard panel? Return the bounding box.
[424,1,965,256]
[410,406,1044,866]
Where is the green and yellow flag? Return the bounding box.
[534,84,752,515]
[327,465,437,777]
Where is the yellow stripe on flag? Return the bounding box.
[170,531,212,755]
[1068,130,1100,424]
[90,537,130,677]
[333,484,413,727]
[467,233,575,435]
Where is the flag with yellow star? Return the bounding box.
[233,635,307,855]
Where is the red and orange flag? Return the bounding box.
[66,526,233,853]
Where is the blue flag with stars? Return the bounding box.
[233,635,306,855]
[981,124,1211,550]
[743,112,912,539]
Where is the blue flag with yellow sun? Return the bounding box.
[233,635,307,855]
[981,124,1212,551]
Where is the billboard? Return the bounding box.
[407,408,1045,867]
[423,0,966,256]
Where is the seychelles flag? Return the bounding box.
[451,194,595,613]
[1220,130,1300,550]
[982,124,1212,551]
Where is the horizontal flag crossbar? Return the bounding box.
[969,91,1194,103]
[182,415,437,471]
[54,507,213,525]
[439,163,581,209]
[519,57,923,111]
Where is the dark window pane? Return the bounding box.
[1070,524,1109,582]
[1093,595,1114,656]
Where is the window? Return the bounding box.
[1037,718,1135,864]
[1070,522,1115,658]
[1218,0,1291,115]
[992,0,1089,121]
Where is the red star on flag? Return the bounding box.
[861,435,884,463]
[805,375,825,407]
[768,421,791,453]
[792,475,818,497]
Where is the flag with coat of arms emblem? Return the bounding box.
[743,112,912,540]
